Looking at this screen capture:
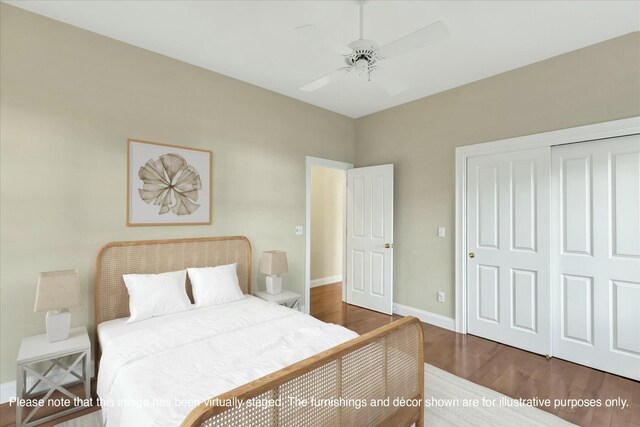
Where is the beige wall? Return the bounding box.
[355,32,640,318]
[0,4,355,383]
[2,2,639,385]
[310,166,345,282]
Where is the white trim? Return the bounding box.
[0,380,16,404]
[393,303,455,332]
[1,361,95,404]
[1,380,15,404]
[455,117,640,334]
[305,156,353,315]
[310,275,343,288]
[455,117,640,157]
[455,145,467,334]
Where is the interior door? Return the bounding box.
[466,148,551,355]
[346,164,394,314]
[552,135,640,380]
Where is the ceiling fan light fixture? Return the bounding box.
[345,40,380,79]
[354,58,368,75]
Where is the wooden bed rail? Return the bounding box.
[182,316,425,427]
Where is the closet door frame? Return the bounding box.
[454,117,640,339]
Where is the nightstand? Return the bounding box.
[16,326,91,427]
[254,290,301,310]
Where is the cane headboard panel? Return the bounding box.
[95,236,251,326]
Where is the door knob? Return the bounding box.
[468,252,475,258]
[385,243,394,249]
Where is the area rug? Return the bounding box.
[425,364,573,426]
[53,410,102,427]
[55,364,573,426]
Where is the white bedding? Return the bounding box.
[97,295,358,427]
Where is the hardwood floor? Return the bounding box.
[310,280,400,333]
[310,282,640,427]
[1,284,636,426]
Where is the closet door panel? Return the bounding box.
[552,135,640,380]
[467,148,550,355]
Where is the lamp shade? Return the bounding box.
[34,270,81,312]
[259,251,288,276]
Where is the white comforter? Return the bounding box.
[97,295,358,427]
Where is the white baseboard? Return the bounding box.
[393,303,456,331]
[1,361,94,404]
[0,381,15,404]
[310,275,342,288]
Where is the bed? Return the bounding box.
[95,236,424,427]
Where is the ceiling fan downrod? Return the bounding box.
[359,0,364,40]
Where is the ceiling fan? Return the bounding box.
[296,1,449,95]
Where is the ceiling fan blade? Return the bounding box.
[299,68,350,92]
[371,72,408,96]
[377,21,449,59]
[295,24,353,56]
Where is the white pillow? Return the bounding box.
[187,263,244,307]
[123,269,192,323]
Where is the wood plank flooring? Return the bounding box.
[310,282,640,427]
[1,283,637,427]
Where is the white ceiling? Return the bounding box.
[5,1,640,118]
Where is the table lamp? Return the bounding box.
[34,270,81,342]
[260,251,288,294]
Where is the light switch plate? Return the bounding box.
[295,225,304,235]
[437,291,445,303]
[438,227,446,238]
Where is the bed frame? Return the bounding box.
[95,236,424,427]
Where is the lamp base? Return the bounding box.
[46,309,71,342]
[266,276,282,295]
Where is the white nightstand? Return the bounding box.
[16,326,91,427]
[254,290,301,310]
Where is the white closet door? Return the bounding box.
[467,148,551,355]
[552,135,640,380]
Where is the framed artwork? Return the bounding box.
[127,139,212,226]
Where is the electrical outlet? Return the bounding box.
[437,291,445,303]
[438,227,446,238]
[295,225,304,235]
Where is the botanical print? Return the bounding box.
[128,140,211,226]
[138,153,202,215]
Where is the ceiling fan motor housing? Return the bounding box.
[345,39,381,76]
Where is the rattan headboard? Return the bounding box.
[95,236,252,326]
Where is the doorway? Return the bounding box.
[310,164,347,320]
[304,157,352,316]
[305,156,396,317]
